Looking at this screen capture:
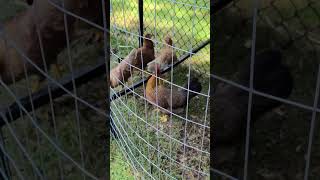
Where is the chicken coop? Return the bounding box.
[110,0,210,179]
[213,0,320,180]
[0,0,108,179]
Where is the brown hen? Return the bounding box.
[146,64,202,114]
[0,0,84,84]
[109,34,155,88]
[133,34,155,70]
[110,48,137,88]
[147,35,177,73]
[213,49,293,177]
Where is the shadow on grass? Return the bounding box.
[213,2,320,180]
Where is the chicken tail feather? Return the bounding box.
[184,77,202,100]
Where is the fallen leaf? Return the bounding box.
[160,115,168,123]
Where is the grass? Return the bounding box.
[0,1,107,179]
[110,141,135,180]
[214,0,320,179]
[5,0,318,179]
[0,0,210,179]
[111,0,210,57]
[110,66,210,179]
[110,0,210,179]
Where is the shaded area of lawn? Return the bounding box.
[0,1,107,179]
[213,0,320,179]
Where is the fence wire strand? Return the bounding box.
[111,0,210,179]
[214,0,320,179]
[0,0,107,179]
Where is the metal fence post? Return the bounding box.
[138,0,144,47]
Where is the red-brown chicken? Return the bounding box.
[147,35,177,73]
[0,0,82,84]
[132,34,155,70]
[110,48,137,88]
[109,34,155,88]
[213,49,293,177]
[146,64,202,114]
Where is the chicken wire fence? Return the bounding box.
[213,0,320,180]
[0,0,108,179]
[110,0,210,179]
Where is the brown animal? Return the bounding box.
[147,35,177,73]
[79,1,105,26]
[213,49,293,145]
[0,0,83,84]
[110,48,137,88]
[0,0,105,85]
[146,64,202,114]
[109,34,155,88]
[213,49,293,177]
[133,34,155,70]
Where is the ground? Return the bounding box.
[110,0,210,179]
[0,0,210,179]
[0,1,107,179]
[2,0,319,180]
[214,0,320,179]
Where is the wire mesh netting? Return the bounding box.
[0,0,108,179]
[110,0,210,179]
[213,0,320,179]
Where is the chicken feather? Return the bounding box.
[146,64,202,114]
[0,0,81,84]
[147,35,177,73]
